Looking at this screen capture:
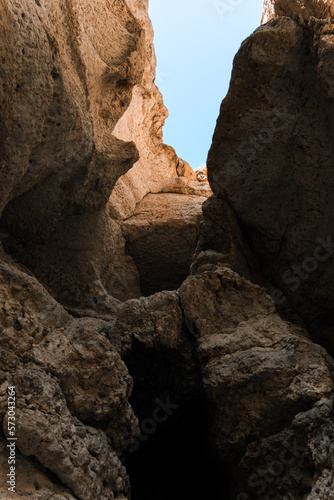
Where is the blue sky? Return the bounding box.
[148,0,265,169]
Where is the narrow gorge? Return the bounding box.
[1,0,334,499]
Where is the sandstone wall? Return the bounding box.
[109,21,180,221]
[207,4,334,350]
[0,0,149,306]
[1,0,334,498]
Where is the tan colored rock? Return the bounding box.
[207,13,334,350]
[179,267,334,490]
[262,0,334,23]
[109,8,180,220]
[193,196,257,281]
[162,177,212,198]
[0,0,145,307]
[0,436,76,499]
[195,165,208,183]
[176,159,197,181]
[5,368,129,500]
[121,193,206,295]
[2,1,334,498]
[114,291,183,353]
[236,398,334,499]
[162,160,213,198]
[2,207,141,307]
[0,0,144,216]
[2,240,334,498]
[0,256,137,498]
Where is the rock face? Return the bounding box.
[2,244,334,498]
[262,0,334,23]
[179,267,334,499]
[107,15,205,222]
[0,0,145,307]
[0,253,136,499]
[1,0,334,499]
[121,193,206,295]
[108,7,179,221]
[111,264,334,499]
[195,165,208,182]
[207,7,334,351]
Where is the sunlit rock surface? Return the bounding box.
[208,7,334,351]
[0,0,146,307]
[108,4,179,221]
[1,0,334,498]
[262,0,334,23]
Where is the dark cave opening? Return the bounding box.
[123,341,233,500]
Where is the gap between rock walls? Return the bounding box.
[1,1,334,500]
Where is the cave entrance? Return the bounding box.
[123,341,233,499]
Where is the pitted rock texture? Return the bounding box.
[162,177,212,198]
[179,267,334,499]
[193,196,259,282]
[180,268,334,455]
[195,165,208,183]
[0,254,138,499]
[2,207,142,307]
[0,434,76,499]
[162,161,212,198]
[262,0,334,23]
[108,7,180,221]
[2,0,334,498]
[176,159,197,181]
[0,0,145,307]
[2,244,334,498]
[207,12,334,351]
[234,398,334,499]
[121,193,206,295]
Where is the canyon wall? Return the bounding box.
[1,0,334,499]
[207,0,334,352]
[108,11,180,221]
[0,0,150,308]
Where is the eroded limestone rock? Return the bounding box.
[180,266,334,497]
[0,255,137,499]
[1,0,334,498]
[108,7,180,221]
[0,0,145,307]
[262,0,334,23]
[207,12,334,350]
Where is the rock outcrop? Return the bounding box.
[1,0,334,498]
[0,252,135,499]
[107,15,205,222]
[108,7,188,222]
[112,264,334,499]
[207,4,334,351]
[179,267,334,499]
[0,0,146,307]
[262,0,334,23]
